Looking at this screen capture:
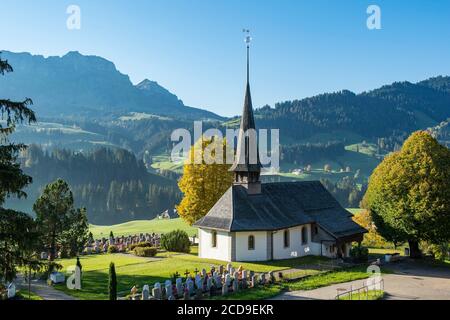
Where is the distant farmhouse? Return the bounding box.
[194,45,366,262]
[157,208,178,220]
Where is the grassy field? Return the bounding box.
[90,218,197,238]
[338,289,384,300]
[54,251,326,300]
[285,265,375,291]
[150,154,184,173]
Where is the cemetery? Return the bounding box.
[48,245,377,300]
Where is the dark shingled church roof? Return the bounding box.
[194,181,366,240]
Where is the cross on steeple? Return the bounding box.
[230,30,262,194]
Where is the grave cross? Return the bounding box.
[184,270,190,279]
[194,268,199,275]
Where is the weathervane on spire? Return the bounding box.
[243,29,251,83]
[243,28,251,47]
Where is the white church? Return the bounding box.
[194,38,366,262]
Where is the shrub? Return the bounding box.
[133,247,157,257]
[350,245,369,262]
[108,245,118,254]
[160,230,191,253]
[128,242,152,251]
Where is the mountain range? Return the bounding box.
[0,51,223,120]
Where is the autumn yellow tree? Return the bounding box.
[177,136,234,225]
[352,209,390,248]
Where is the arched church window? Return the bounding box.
[301,226,308,245]
[248,235,255,250]
[212,231,217,248]
[283,230,290,248]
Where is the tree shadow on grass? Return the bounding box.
[55,270,169,300]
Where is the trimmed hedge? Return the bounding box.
[160,230,191,253]
[128,242,153,251]
[133,247,157,257]
[350,245,369,262]
[107,245,118,254]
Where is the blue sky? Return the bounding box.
[1,0,450,117]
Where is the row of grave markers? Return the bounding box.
[130,264,277,300]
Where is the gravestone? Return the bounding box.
[154,282,161,290]
[232,277,239,292]
[260,273,266,285]
[40,252,48,260]
[218,265,224,275]
[225,273,231,287]
[221,283,228,296]
[165,283,173,298]
[209,284,217,296]
[226,263,232,273]
[142,285,150,300]
[214,273,222,288]
[269,271,275,283]
[201,268,207,278]
[195,274,202,290]
[152,287,161,300]
[251,275,257,288]
[7,282,16,299]
[242,270,248,289]
[176,278,183,298]
[194,288,203,300]
[186,278,194,295]
[206,277,212,291]
[183,288,190,300]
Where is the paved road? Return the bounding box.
[273,260,450,300]
[17,276,77,300]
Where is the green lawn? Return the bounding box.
[285,265,374,291]
[90,218,197,238]
[211,284,285,300]
[15,290,44,300]
[338,289,384,300]
[54,251,326,300]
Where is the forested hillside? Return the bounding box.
[6,146,181,224]
[250,76,450,144]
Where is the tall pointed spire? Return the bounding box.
[230,30,262,194]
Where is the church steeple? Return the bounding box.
[230,30,262,194]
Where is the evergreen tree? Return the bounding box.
[0,53,39,283]
[109,262,117,300]
[34,179,75,261]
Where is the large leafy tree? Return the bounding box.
[60,207,89,257]
[34,179,76,261]
[177,136,233,225]
[363,131,450,257]
[0,53,38,283]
